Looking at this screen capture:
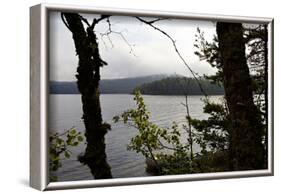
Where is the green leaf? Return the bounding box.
[52,155,60,161]
[69,129,77,135]
[73,142,79,146]
[64,151,70,158]
[113,116,120,123]
[77,136,84,142]
[50,176,58,182]
[66,139,71,145]
[56,138,63,145]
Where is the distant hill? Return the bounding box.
[135,76,224,95]
[50,74,167,94]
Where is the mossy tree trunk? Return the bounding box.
[216,22,264,170]
[62,13,112,179]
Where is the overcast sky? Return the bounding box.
[49,11,217,81]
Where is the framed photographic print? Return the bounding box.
[30,3,274,191]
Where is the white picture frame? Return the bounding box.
[30,3,274,191]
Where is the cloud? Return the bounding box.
[49,11,217,81]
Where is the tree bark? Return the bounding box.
[62,13,112,179]
[216,22,264,170]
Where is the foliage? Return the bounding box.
[135,76,224,95]
[49,127,84,181]
[194,25,267,111]
[114,90,230,174]
[113,90,191,174]
[155,150,192,174]
[190,98,230,153]
[194,24,268,168]
[194,28,223,86]
[194,25,267,113]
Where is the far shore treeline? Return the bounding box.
[135,76,224,95]
[50,74,224,95]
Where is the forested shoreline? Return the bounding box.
[135,76,224,95]
[50,76,224,95]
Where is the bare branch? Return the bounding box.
[91,15,111,29]
[181,102,188,108]
[98,33,109,50]
[78,15,91,27]
[158,139,180,151]
[136,16,207,97]
[61,13,72,32]
[144,18,167,24]
[100,18,136,56]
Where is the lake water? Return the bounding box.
[49,94,222,182]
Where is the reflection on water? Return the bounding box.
[49,94,222,181]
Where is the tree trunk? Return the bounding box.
[63,13,112,179]
[216,22,264,170]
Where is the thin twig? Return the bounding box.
[136,16,207,97]
[91,15,111,29]
[158,139,181,151]
[100,18,136,56]
[78,15,91,27]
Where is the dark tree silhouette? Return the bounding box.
[61,13,112,179]
[216,22,264,170]
[194,24,268,168]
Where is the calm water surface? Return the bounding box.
[49,94,222,181]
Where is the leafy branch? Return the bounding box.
[49,127,84,181]
[113,90,190,174]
